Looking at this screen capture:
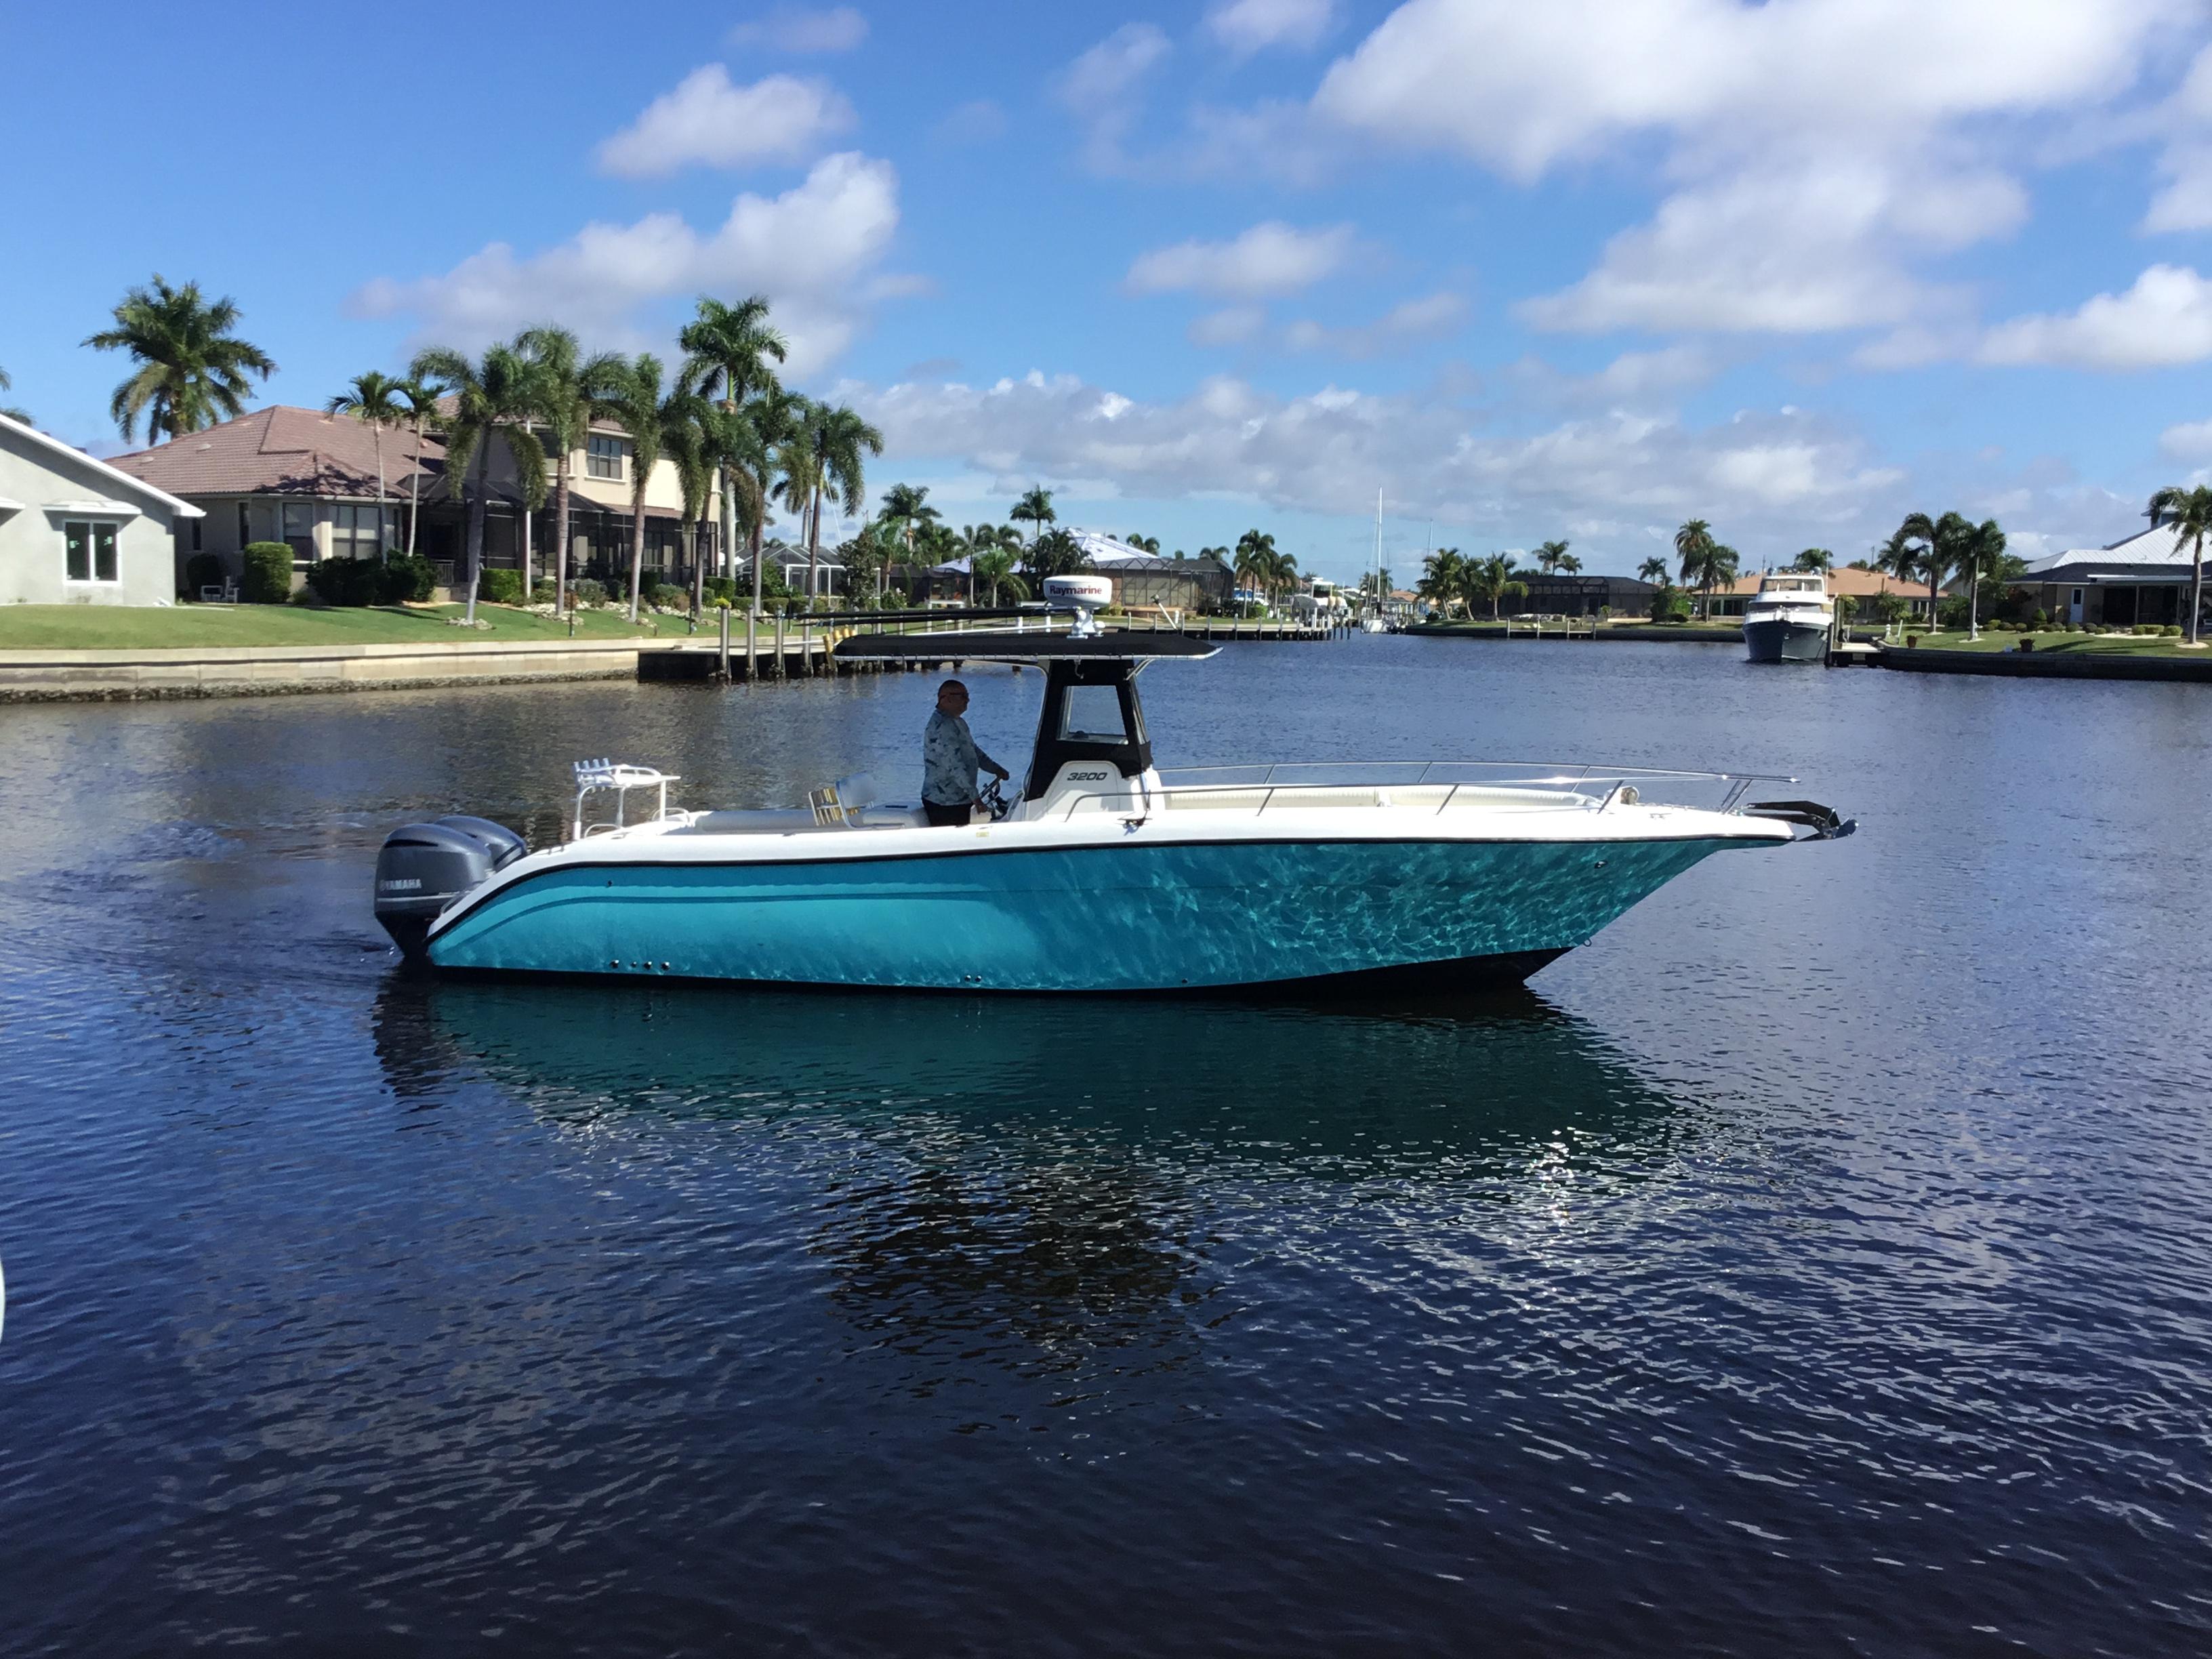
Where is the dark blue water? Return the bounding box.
[3,639,2209,1656]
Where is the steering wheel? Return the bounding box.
[978,778,1014,822]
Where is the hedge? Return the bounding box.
[476,567,523,605]
[241,543,294,605]
[182,552,225,596]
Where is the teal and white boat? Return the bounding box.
[373,594,1850,993]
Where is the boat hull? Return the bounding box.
[1744,617,1829,663]
[425,834,1755,992]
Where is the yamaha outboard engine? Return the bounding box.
[374,815,527,959]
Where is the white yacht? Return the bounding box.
[1743,571,1835,663]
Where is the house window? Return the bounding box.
[330,504,387,560]
[536,428,560,460]
[587,434,626,480]
[237,501,251,548]
[282,501,315,564]
[64,520,120,583]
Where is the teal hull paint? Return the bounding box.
[428,837,1748,991]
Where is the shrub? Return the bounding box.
[183,552,226,596]
[572,577,607,608]
[379,554,436,604]
[306,556,383,607]
[1938,594,1973,630]
[1649,584,1692,623]
[241,542,294,604]
[651,582,689,611]
[531,579,557,605]
[2163,623,2183,636]
[476,567,524,605]
[702,577,738,607]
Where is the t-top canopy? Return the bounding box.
[833,630,1221,664]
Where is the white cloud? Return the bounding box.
[1284,291,1467,356]
[1189,306,1268,347]
[1312,0,2182,341]
[1061,24,1173,172]
[596,68,855,177]
[2159,417,2212,459]
[352,152,899,375]
[1978,264,2212,369]
[1519,155,2020,335]
[1207,0,1335,56]
[1314,0,2176,180]
[727,5,869,52]
[1126,222,1356,298]
[834,368,1907,554]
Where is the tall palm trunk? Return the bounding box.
[371,427,387,563]
[749,460,768,612]
[554,454,573,614]
[2193,539,2205,646]
[687,518,703,613]
[464,444,489,626]
[407,417,425,558]
[804,482,822,603]
[628,483,647,622]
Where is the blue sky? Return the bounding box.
[10,1,2212,581]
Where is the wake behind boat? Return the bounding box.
[373,583,1851,993]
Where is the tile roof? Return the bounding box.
[104,406,441,500]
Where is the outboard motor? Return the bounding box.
[373,815,527,958]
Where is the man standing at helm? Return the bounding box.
[922,679,1009,827]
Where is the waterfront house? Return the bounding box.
[1708,567,1942,621]
[2005,522,2209,628]
[106,405,722,596]
[1513,573,1658,617]
[0,411,203,605]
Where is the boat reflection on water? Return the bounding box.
[371,978,1697,1389]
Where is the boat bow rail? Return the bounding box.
[1046,760,1805,821]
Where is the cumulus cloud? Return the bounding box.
[2158,416,2212,459]
[727,5,868,52]
[1978,264,2212,369]
[1061,24,1172,172]
[596,68,855,177]
[1206,0,1335,56]
[1519,155,2020,335]
[832,368,1906,554]
[1284,291,1467,356]
[1311,0,2181,340]
[1189,306,1268,347]
[352,152,899,374]
[1126,222,1356,298]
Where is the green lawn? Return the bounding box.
[0,602,670,650]
[1898,629,2210,659]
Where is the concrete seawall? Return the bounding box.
[0,638,645,701]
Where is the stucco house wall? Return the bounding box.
[0,415,203,606]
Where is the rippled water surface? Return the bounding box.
[3,638,2209,1656]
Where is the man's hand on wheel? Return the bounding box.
[989,764,1010,780]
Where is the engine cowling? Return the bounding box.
[373,815,526,958]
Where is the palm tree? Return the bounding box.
[792,402,884,604]
[1012,485,1057,545]
[659,389,716,612]
[1636,555,1668,586]
[1262,545,1300,608]
[2148,486,2212,645]
[678,294,788,612]
[586,354,666,621]
[0,366,27,424]
[1420,548,1469,617]
[85,274,274,444]
[1898,511,1971,633]
[1026,527,1085,582]
[395,375,445,559]
[1675,518,1734,617]
[1233,529,1277,613]
[972,546,1027,606]
[1124,532,1160,553]
[1793,547,1834,573]
[518,326,625,613]
[958,523,1019,606]
[878,483,942,595]
[325,371,407,560]
[1534,539,1572,575]
[409,342,547,626]
[1950,520,2007,640]
[1466,554,1530,620]
[771,397,825,598]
